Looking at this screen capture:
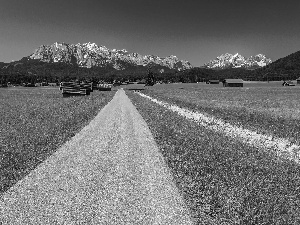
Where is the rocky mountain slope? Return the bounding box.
[28,42,193,71]
[204,53,272,69]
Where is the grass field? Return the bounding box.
[143,82,300,143]
[126,82,300,224]
[0,87,116,194]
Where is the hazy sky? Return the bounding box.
[0,0,299,66]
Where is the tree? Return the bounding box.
[145,65,155,86]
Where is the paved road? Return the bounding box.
[0,89,193,224]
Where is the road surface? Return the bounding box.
[0,89,193,224]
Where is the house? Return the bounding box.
[113,81,121,87]
[137,79,146,84]
[23,83,35,87]
[35,82,48,87]
[296,77,300,84]
[223,79,243,87]
[207,80,220,84]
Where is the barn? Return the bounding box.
[125,83,145,91]
[208,80,220,84]
[223,79,243,87]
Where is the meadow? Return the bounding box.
[144,81,300,143]
[126,82,300,224]
[0,87,116,194]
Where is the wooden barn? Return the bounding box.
[35,82,48,87]
[207,80,220,84]
[223,79,243,87]
[125,83,145,91]
[59,82,91,96]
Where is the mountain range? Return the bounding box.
[7,42,272,71]
[1,46,300,84]
[28,42,193,71]
[204,53,272,69]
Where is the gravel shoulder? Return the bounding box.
[0,89,193,224]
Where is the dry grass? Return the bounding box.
[0,87,115,194]
[126,84,300,224]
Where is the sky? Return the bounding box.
[0,0,299,66]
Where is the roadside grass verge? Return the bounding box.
[127,90,300,224]
[0,88,116,194]
[142,85,300,144]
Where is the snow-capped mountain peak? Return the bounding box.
[204,53,271,69]
[29,42,193,70]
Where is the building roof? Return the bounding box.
[125,84,145,90]
[208,80,219,82]
[225,79,243,83]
